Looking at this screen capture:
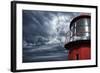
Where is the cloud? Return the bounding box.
[23,10,80,62]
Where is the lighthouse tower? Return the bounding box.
[64,15,91,60]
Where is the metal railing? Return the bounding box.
[65,30,90,44]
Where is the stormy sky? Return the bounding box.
[22,10,81,62]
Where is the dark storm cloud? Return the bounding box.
[23,10,81,62]
[23,10,80,43]
[23,10,55,43]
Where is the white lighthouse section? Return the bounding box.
[16,3,96,70]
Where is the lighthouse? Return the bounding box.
[64,15,91,60]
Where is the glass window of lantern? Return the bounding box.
[76,18,91,27]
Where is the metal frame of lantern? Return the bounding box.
[65,15,91,48]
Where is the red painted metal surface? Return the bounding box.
[68,44,91,60]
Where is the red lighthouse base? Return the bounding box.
[68,46,90,60]
[65,40,91,60]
